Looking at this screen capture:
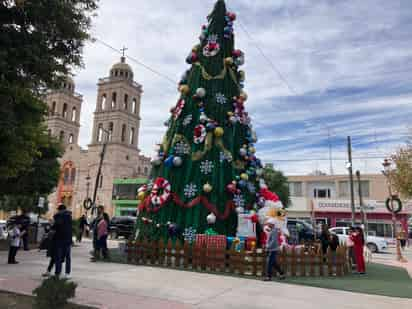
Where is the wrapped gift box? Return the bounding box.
[245,236,257,251]
[236,214,256,237]
[195,234,226,251]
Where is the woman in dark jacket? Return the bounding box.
[319,224,330,257]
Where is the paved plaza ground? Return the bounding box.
[0,240,411,309]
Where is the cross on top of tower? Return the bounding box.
[120,46,128,63]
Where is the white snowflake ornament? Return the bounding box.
[174,141,190,155]
[200,160,214,175]
[216,93,227,105]
[233,194,245,208]
[184,183,198,198]
[182,114,193,127]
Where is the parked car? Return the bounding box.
[109,216,136,239]
[329,227,388,253]
[0,220,7,240]
[286,219,315,244]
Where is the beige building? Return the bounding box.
[287,174,411,238]
[45,56,151,218]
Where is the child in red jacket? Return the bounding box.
[350,227,366,274]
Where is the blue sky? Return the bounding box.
[73,0,412,175]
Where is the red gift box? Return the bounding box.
[195,234,226,251]
[245,236,257,250]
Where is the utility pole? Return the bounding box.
[347,136,356,226]
[91,129,109,215]
[356,170,367,236]
[328,128,334,175]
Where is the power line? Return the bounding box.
[270,155,384,162]
[93,37,177,85]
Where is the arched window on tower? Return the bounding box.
[129,127,135,145]
[124,94,128,110]
[132,98,137,114]
[63,168,70,185]
[59,131,65,142]
[62,103,68,118]
[71,168,76,184]
[108,122,114,141]
[111,92,117,109]
[121,124,127,142]
[51,101,56,115]
[101,94,107,110]
[97,123,103,142]
[71,107,77,122]
[68,134,74,144]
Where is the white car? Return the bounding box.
[0,220,7,240]
[329,227,388,253]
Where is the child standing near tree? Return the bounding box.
[8,223,25,264]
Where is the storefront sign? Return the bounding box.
[313,199,412,214]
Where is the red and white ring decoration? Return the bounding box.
[173,99,185,120]
[194,124,207,144]
[150,177,171,206]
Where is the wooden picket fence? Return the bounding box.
[126,239,350,278]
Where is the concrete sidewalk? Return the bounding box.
[0,276,191,309]
[1,241,412,309]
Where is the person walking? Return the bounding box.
[346,226,356,269]
[91,206,104,261]
[351,227,366,274]
[53,203,73,278]
[398,229,407,250]
[8,223,25,264]
[263,221,285,281]
[41,223,57,277]
[78,214,88,243]
[96,213,110,260]
[17,211,30,251]
[319,224,330,258]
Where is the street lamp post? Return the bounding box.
[382,159,406,262]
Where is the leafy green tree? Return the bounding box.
[263,166,290,208]
[0,136,63,213]
[390,146,412,199]
[0,0,98,180]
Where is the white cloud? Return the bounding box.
[72,0,412,175]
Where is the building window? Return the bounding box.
[339,180,370,198]
[63,168,70,185]
[51,101,56,115]
[129,127,135,145]
[132,98,137,114]
[99,175,103,188]
[71,107,77,122]
[108,122,113,141]
[59,131,65,142]
[289,182,303,197]
[47,129,52,136]
[314,188,331,199]
[97,123,103,142]
[120,70,124,76]
[138,166,142,175]
[71,168,76,184]
[101,94,106,110]
[124,94,128,110]
[68,134,74,144]
[62,103,68,118]
[144,167,148,175]
[111,92,117,109]
[121,124,126,142]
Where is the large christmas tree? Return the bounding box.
[137,0,266,240]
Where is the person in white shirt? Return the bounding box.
[8,223,25,264]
